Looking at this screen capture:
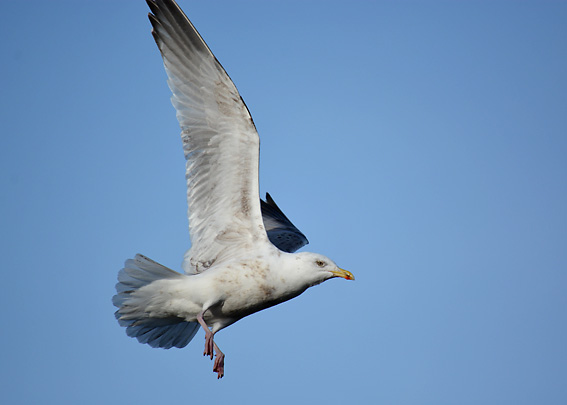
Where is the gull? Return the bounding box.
[113,0,354,379]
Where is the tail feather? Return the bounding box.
[113,254,199,349]
[127,321,199,349]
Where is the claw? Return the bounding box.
[203,331,214,359]
[213,352,225,378]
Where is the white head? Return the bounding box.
[292,251,354,287]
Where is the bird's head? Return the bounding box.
[293,252,354,286]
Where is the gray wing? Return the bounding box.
[260,193,309,253]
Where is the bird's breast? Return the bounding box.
[205,260,304,321]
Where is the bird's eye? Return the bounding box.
[316,260,326,267]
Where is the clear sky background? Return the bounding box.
[1,1,566,404]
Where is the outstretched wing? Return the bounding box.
[147,0,270,274]
[261,193,309,253]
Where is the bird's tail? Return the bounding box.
[112,254,199,349]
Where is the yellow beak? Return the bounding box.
[330,268,355,280]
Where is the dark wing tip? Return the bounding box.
[260,193,309,253]
[265,192,275,205]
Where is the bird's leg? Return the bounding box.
[197,311,225,378]
[212,341,225,379]
[197,312,214,359]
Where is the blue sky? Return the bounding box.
[1,1,566,404]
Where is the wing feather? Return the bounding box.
[147,0,269,274]
[261,193,309,253]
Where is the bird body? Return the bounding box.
[118,250,336,335]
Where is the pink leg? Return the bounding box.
[212,342,225,379]
[197,312,225,379]
[197,312,214,359]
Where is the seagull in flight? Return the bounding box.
[113,0,354,379]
